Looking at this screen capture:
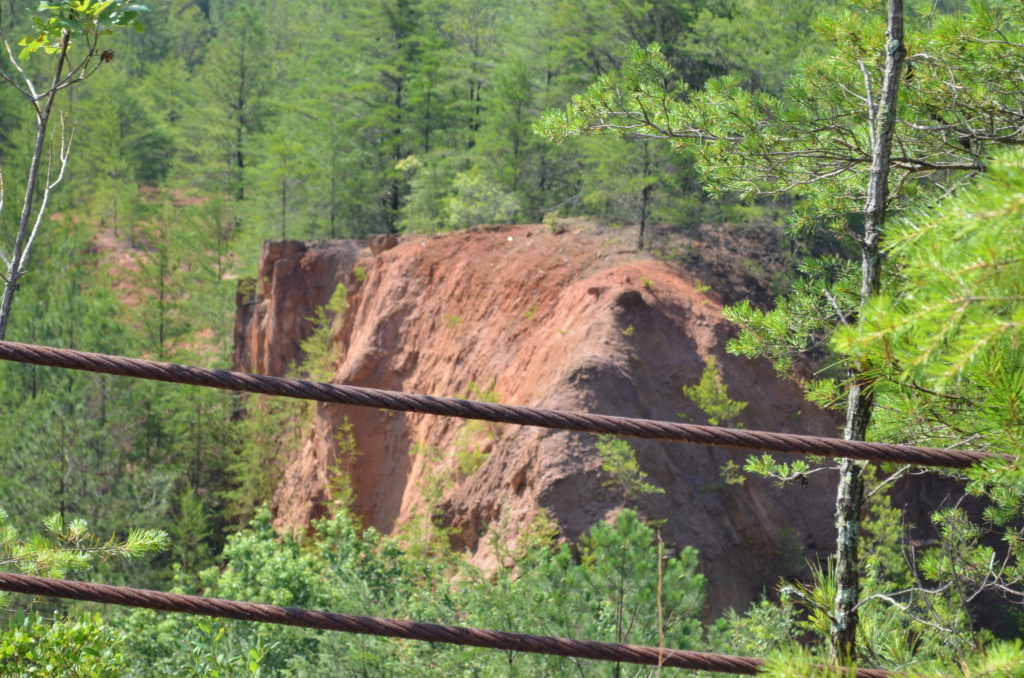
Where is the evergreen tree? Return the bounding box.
[539,0,1024,663]
[182,1,275,204]
[835,148,1024,611]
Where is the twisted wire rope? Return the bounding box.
[0,340,986,468]
[0,572,895,677]
[0,340,945,675]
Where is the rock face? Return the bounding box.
[234,240,369,376]
[235,223,842,617]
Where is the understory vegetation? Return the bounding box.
[0,0,1022,675]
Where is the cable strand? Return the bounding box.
[0,572,895,677]
[0,340,987,468]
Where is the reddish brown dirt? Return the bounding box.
[234,239,370,376]
[236,223,842,617]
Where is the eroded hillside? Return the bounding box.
[234,223,842,616]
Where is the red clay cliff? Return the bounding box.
[234,223,841,616]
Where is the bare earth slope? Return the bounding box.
[235,223,841,616]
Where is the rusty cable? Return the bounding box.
[0,340,986,468]
[0,572,894,677]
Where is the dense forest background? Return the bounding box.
[0,0,821,568]
[0,0,1022,675]
[2,0,821,249]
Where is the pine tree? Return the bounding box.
[539,0,1024,663]
[835,148,1024,606]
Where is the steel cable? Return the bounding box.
[0,340,986,468]
[0,572,895,677]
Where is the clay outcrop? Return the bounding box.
[234,223,841,616]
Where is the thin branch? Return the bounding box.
[21,118,75,274]
[864,464,912,500]
[858,591,959,635]
[967,37,1024,49]
[51,52,104,97]
[0,68,33,101]
[893,158,986,172]
[0,169,7,270]
[858,60,877,149]
[824,289,852,326]
[855,580,955,611]
[765,464,834,486]
[1,37,39,107]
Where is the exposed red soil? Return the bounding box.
[235,222,842,616]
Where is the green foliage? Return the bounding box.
[115,507,705,677]
[0,612,127,677]
[744,455,817,487]
[719,467,1010,670]
[326,417,360,514]
[751,640,1024,678]
[836,150,1024,533]
[681,355,748,426]
[0,510,165,678]
[708,596,800,659]
[539,3,1024,666]
[0,507,167,581]
[165,488,214,578]
[184,622,270,677]
[225,394,303,528]
[685,0,831,94]
[0,0,900,271]
[836,149,1024,387]
[832,152,1024,516]
[595,435,663,499]
[222,266,353,528]
[17,0,147,59]
[723,256,859,374]
[9,1,1024,674]
[541,1,1024,225]
[719,459,746,486]
[442,168,520,230]
[452,380,501,477]
[398,441,460,561]
[298,283,348,382]
[538,1,1024,390]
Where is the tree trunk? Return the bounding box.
[0,33,70,341]
[638,142,652,250]
[234,49,247,203]
[831,0,905,665]
[280,179,287,240]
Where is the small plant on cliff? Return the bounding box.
[300,283,349,382]
[327,417,360,514]
[454,379,503,477]
[719,459,746,486]
[454,427,488,478]
[596,436,663,500]
[681,356,747,427]
[397,442,460,563]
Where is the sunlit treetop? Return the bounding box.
[16,0,147,59]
